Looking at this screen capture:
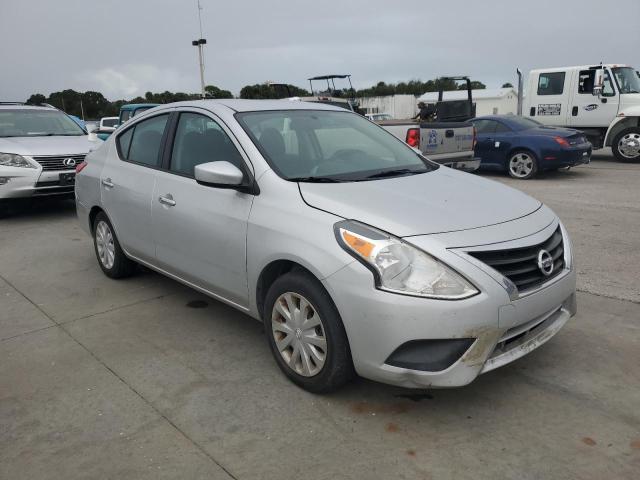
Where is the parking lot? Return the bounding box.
[1,150,639,479]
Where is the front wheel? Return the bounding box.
[612,127,640,163]
[264,270,354,393]
[507,150,538,179]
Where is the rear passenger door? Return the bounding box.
[101,112,170,262]
[152,110,255,308]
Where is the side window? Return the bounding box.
[126,114,169,167]
[116,127,134,159]
[169,112,246,177]
[120,110,131,123]
[537,72,566,95]
[473,119,496,134]
[578,70,595,94]
[494,122,511,133]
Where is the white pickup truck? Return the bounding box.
[374,77,480,171]
[523,64,640,162]
[377,119,478,171]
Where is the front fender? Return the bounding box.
[605,108,640,146]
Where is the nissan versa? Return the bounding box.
[75,100,577,392]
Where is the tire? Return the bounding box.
[263,270,354,393]
[507,150,538,179]
[92,212,136,278]
[612,127,640,163]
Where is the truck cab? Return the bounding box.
[524,65,640,161]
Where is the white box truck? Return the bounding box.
[523,64,640,162]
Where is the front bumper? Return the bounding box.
[0,165,75,199]
[322,219,577,389]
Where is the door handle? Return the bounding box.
[101,178,114,188]
[158,194,176,207]
[572,106,579,116]
[445,129,455,138]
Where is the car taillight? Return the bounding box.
[406,128,420,148]
[76,161,88,173]
[554,136,570,147]
[472,126,477,150]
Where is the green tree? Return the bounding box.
[502,82,514,88]
[239,83,309,99]
[26,93,47,105]
[465,81,486,90]
[204,85,233,99]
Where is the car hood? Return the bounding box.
[0,135,95,156]
[298,167,542,237]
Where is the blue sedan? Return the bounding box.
[471,115,592,179]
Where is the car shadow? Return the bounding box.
[0,197,77,221]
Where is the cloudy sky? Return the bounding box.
[1,0,638,101]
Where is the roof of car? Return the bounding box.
[120,103,159,110]
[165,99,345,113]
[0,103,57,110]
[472,115,511,121]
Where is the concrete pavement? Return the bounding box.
[1,151,639,479]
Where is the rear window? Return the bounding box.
[117,114,169,167]
[537,72,566,96]
[505,117,542,130]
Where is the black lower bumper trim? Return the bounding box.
[385,338,475,372]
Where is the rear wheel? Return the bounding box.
[92,212,135,278]
[507,150,538,179]
[612,127,640,163]
[264,270,354,393]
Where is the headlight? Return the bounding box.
[334,220,479,300]
[0,153,36,169]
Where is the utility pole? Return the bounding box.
[192,0,206,99]
[192,38,207,98]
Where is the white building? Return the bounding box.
[417,87,519,116]
[358,87,519,120]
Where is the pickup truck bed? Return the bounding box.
[377,119,480,172]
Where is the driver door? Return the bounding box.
[569,69,619,127]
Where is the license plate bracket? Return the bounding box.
[59,172,75,186]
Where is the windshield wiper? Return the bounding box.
[288,176,346,183]
[362,168,424,180]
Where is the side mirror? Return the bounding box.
[195,161,244,188]
[593,70,604,96]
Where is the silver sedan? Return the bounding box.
[75,100,576,392]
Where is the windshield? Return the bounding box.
[237,110,437,182]
[612,67,640,94]
[505,117,542,130]
[0,109,86,137]
[102,118,118,127]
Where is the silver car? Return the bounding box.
[0,103,98,202]
[76,100,577,392]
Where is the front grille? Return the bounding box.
[32,154,85,171]
[469,227,565,293]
